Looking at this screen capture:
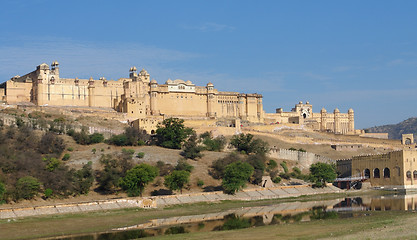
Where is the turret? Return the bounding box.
[88,77,95,107]
[129,66,137,79]
[150,79,158,115]
[348,108,354,133]
[138,68,150,82]
[334,108,340,134]
[320,107,327,131]
[206,82,215,117]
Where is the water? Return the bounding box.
[45,193,417,240]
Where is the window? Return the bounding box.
[364,169,371,178]
[374,168,380,178]
[407,171,412,179]
[383,168,390,178]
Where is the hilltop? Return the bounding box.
[366,117,417,141]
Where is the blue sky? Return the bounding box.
[1,0,416,129]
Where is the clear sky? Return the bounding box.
[1,0,416,129]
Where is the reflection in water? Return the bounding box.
[50,193,417,240]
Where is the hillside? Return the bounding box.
[366,117,417,140]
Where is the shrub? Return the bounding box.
[62,153,71,161]
[14,176,41,200]
[175,159,194,173]
[200,132,226,152]
[222,161,254,194]
[44,188,53,198]
[156,161,174,176]
[230,133,269,155]
[89,133,104,144]
[210,153,242,179]
[280,161,288,173]
[119,164,159,196]
[67,147,74,152]
[197,179,204,187]
[289,147,297,151]
[267,159,278,171]
[164,170,190,194]
[73,162,94,195]
[156,118,193,149]
[43,157,61,172]
[92,148,96,154]
[0,182,5,201]
[136,152,145,158]
[272,176,282,183]
[181,133,203,160]
[309,162,337,188]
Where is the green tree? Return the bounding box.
[222,161,254,194]
[119,164,159,196]
[73,162,94,195]
[181,133,203,159]
[156,118,193,149]
[210,153,242,179]
[14,176,41,200]
[89,133,104,144]
[0,181,6,202]
[164,170,190,194]
[230,133,269,155]
[95,154,126,193]
[309,162,337,187]
[200,132,226,152]
[175,159,194,173]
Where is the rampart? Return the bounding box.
[268,147,334,169]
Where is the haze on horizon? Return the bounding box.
[0,0,416,129]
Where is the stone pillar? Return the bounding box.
[348,108,354,133]
[334,108,340,134]
[206,82,214,117]
[36,75,43,106]
[257,96,263,121]
[150,80,158,115]
[88,77,95,107]
[320,108,327,131]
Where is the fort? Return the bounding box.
[0,61,357,134]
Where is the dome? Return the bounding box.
[139,69,148,75]
[185,80,192,85]
[334,108,340,113]
[52,61,59,66]
[151,79,157,84]
[320,107,327,113]
[348,108,354,113]
[165,79,173,84]
[299,101,303,104]
[207,82,214,87]
[306,101,310,104]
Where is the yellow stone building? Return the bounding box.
[350,150,417,189]
[0,62,357,134]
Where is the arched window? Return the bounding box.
[374,168,380,178]
[364,169,371,178]
[407,171,412,179]
[383,168,390,178]
[413,171,417,179]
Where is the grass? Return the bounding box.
[0,190,395,240]
[150,211,416,240]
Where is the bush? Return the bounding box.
[73,162,94,195]
[89,133,104,144]
[44,188,53,198]
[309,162,337,188]
[200,132,226,152]
[164,170,190,194]
[14,176,41,201]
[222,161,254,194]
[136,152,145,158]
[230,133,269,155]
[181,133,203,160]
[43,157,61,172]
[39,132,66,157]
[175,159,194,173]
[67,147,74,152]
[92,148,96,154]
[156,118,193,149]
[95,154,130,193]
[210,153,242,179]
[156,161,174,176]
[119,164,159,196]
[272,176,282,183]
[280,161,288,173]
[197,179,204,187]
[0,181,6,201]
[267,159,278,170]
[62,153,70,161]
[107,134,128,146]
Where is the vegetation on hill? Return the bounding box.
[365,117,417,140]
